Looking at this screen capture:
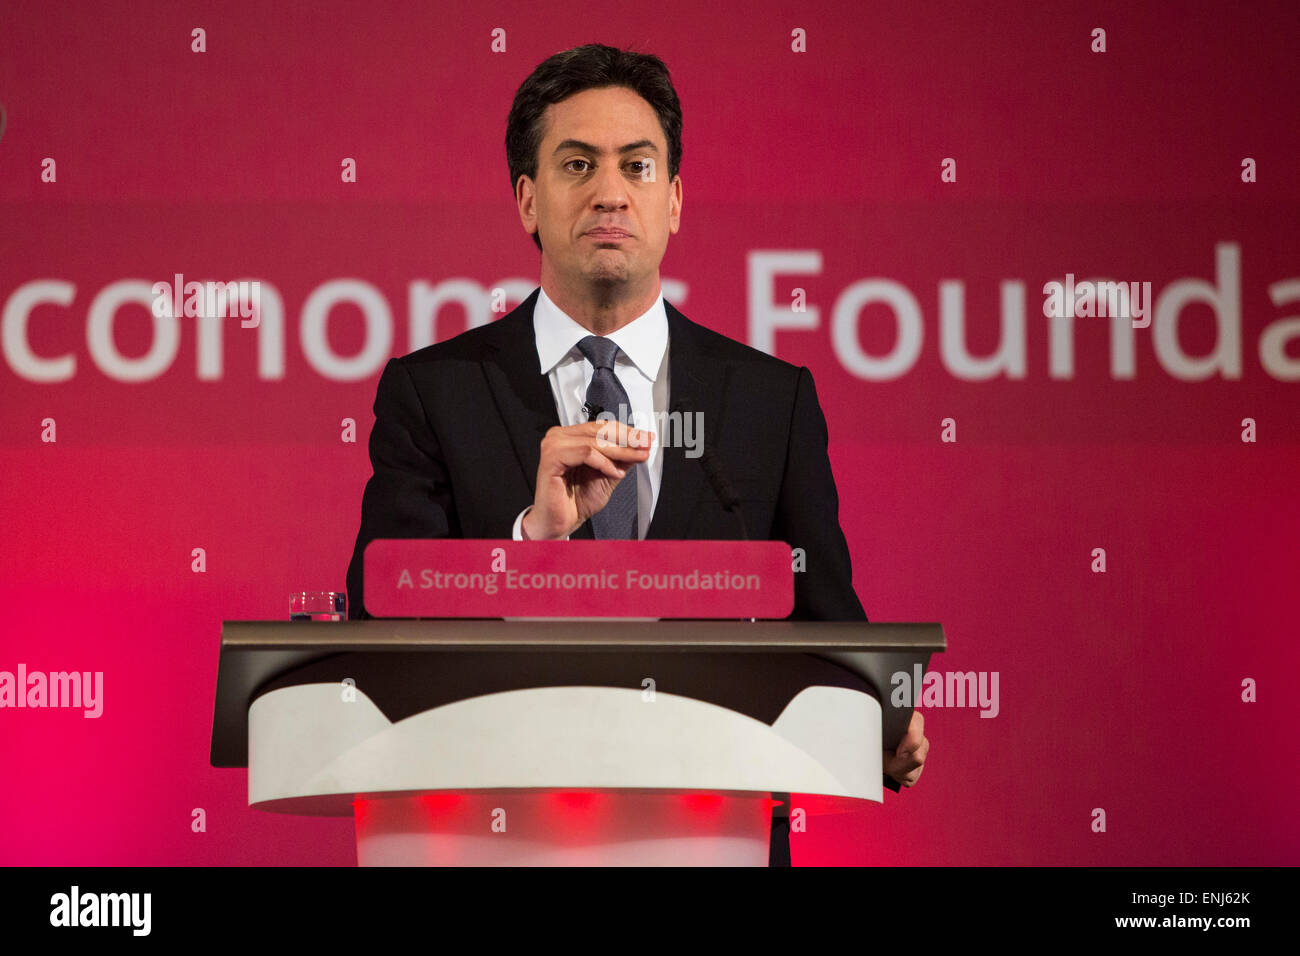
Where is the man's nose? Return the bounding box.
[591,162,629,210]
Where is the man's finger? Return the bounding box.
[889,738,930,775]
[552,429,652,460]
[548,436,644,473]
[577,446,627,481]
[594,426,653,451]
[886,751,920,777]
[885,734,929,787]
[894,733,929,769]
[587,440,652,461]
[897,710,924,751]
[544,442,625,481]
[573,419,654,447]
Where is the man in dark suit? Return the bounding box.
[346,43,928,864]
[344,286,866,620]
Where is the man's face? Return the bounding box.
[517,85,682,292]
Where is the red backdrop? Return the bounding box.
[1,0,1297,865]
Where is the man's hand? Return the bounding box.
[884,710,928,788]
[521,421,653,540]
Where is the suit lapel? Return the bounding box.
[479,289,561,500]
[647,303,730,540]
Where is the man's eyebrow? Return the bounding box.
[551,138,659,156]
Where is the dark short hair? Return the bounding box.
[506,43,683,251]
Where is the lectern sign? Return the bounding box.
[364,539,795,618]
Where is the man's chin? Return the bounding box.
[582,256,632,285]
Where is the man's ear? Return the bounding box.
[668,174,683,235]
[516,175,538,238]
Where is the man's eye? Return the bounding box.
[565,159,591,173]
[627,161,647,174]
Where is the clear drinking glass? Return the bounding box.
[290,591,346,621]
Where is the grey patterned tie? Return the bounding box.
[576,335,639,539]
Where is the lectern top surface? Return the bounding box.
[210,620,944,767]
[220,619,944,652]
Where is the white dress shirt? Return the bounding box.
[512,285,669,540]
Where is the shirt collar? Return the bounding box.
[533,285,668,383]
